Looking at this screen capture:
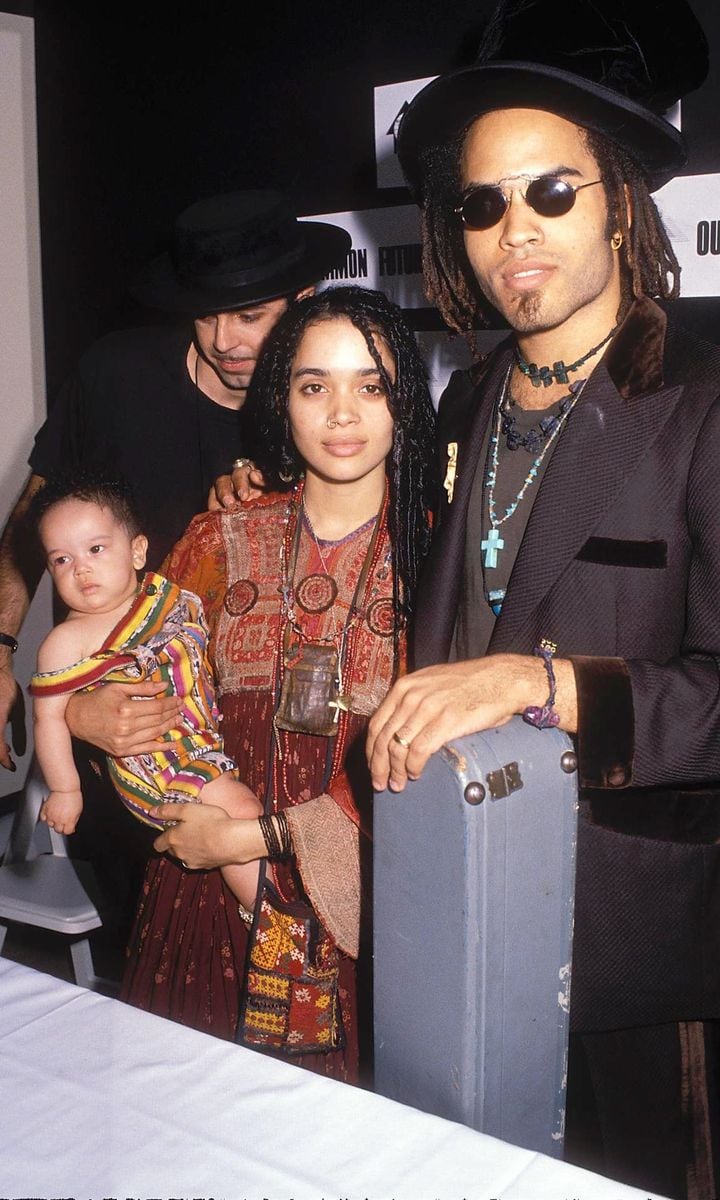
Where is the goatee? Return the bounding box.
[512,291,543,331]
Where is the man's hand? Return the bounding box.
[207,461,267,511]
[0,663,25,771]
[65,680,182,757]
[367,653,577,793]
[153,801,266,869]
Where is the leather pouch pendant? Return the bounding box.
[274,643,348,737]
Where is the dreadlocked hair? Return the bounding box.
[418,132,501,344]
[242,285,437,637]
[417,121,681,336]
[582,128,681,309]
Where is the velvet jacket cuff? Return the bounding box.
[570,656,634,788]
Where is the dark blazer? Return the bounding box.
[414,297,720,1030]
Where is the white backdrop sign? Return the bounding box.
[655,173,720,298]
[302,205,425,308]
[374,76,435,189]
[303,204,506,405]
[302,205,495,405]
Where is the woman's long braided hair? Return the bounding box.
[242,285,438,631]
[417,122,681,339]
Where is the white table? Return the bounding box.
[0,959,665,1200]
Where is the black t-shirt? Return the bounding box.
[30,326,246,569]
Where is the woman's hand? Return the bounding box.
[153,801,267,869]
[207,461,267,511]
[65,681,182,756]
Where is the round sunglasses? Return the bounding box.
[454,175,603,230]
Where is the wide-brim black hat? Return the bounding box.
[131,190,352,315]
[397,0,709,197]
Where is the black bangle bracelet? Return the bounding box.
[259,814,281,859]
[276,809,292,857]
[258,813,292,861]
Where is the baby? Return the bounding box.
[28,471,261,912]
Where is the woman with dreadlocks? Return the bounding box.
[120,286,437,1082]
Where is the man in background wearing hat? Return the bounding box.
[367,1,719,1195]
[0,189,350,945]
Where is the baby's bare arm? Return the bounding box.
[33,621,89,833]
[33,695,83,834]
[33,693,79,789]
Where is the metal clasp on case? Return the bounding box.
[486,761,523,800]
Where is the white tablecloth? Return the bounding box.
[0,959,665,1200]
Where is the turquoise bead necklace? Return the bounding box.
[482,366,588,575]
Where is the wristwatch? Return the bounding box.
[0,633,18,654]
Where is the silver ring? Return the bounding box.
[392,731,412,749]
[232,457,252,470]
[181,859,190,870]
[164,819,178,829]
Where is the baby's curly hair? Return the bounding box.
[25,468,144,559]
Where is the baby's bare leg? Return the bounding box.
[202,774,262,820]
[200,775,263,911]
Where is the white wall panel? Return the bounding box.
[0,12,53,795]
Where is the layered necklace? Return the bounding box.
[482,365,588,579]
[275,482,387,738]
[271,482,388,813]
[499,387,577,455]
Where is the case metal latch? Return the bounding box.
[486,761,523,800]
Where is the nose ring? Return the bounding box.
[327,417,337,429]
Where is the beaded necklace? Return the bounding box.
[482,366,588,573]
[279,488,383,651]
[272,480,389,809]
[515,324,616,388]
[500,388,576,455]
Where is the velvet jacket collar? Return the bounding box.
[602,294,666,400]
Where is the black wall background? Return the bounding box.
[23,0,720,404]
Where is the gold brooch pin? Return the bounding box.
[444,441,458,504]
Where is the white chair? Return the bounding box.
[0,758,104,989]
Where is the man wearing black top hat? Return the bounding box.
[0,190,349,942]
[366,1,719,1195]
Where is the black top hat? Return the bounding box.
[397,0,709,196]
[131,190,352,315]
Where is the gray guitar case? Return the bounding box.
[373,716,579,1158]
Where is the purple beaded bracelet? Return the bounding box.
[522,640,561,730]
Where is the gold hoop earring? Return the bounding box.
[610,231,623,250]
